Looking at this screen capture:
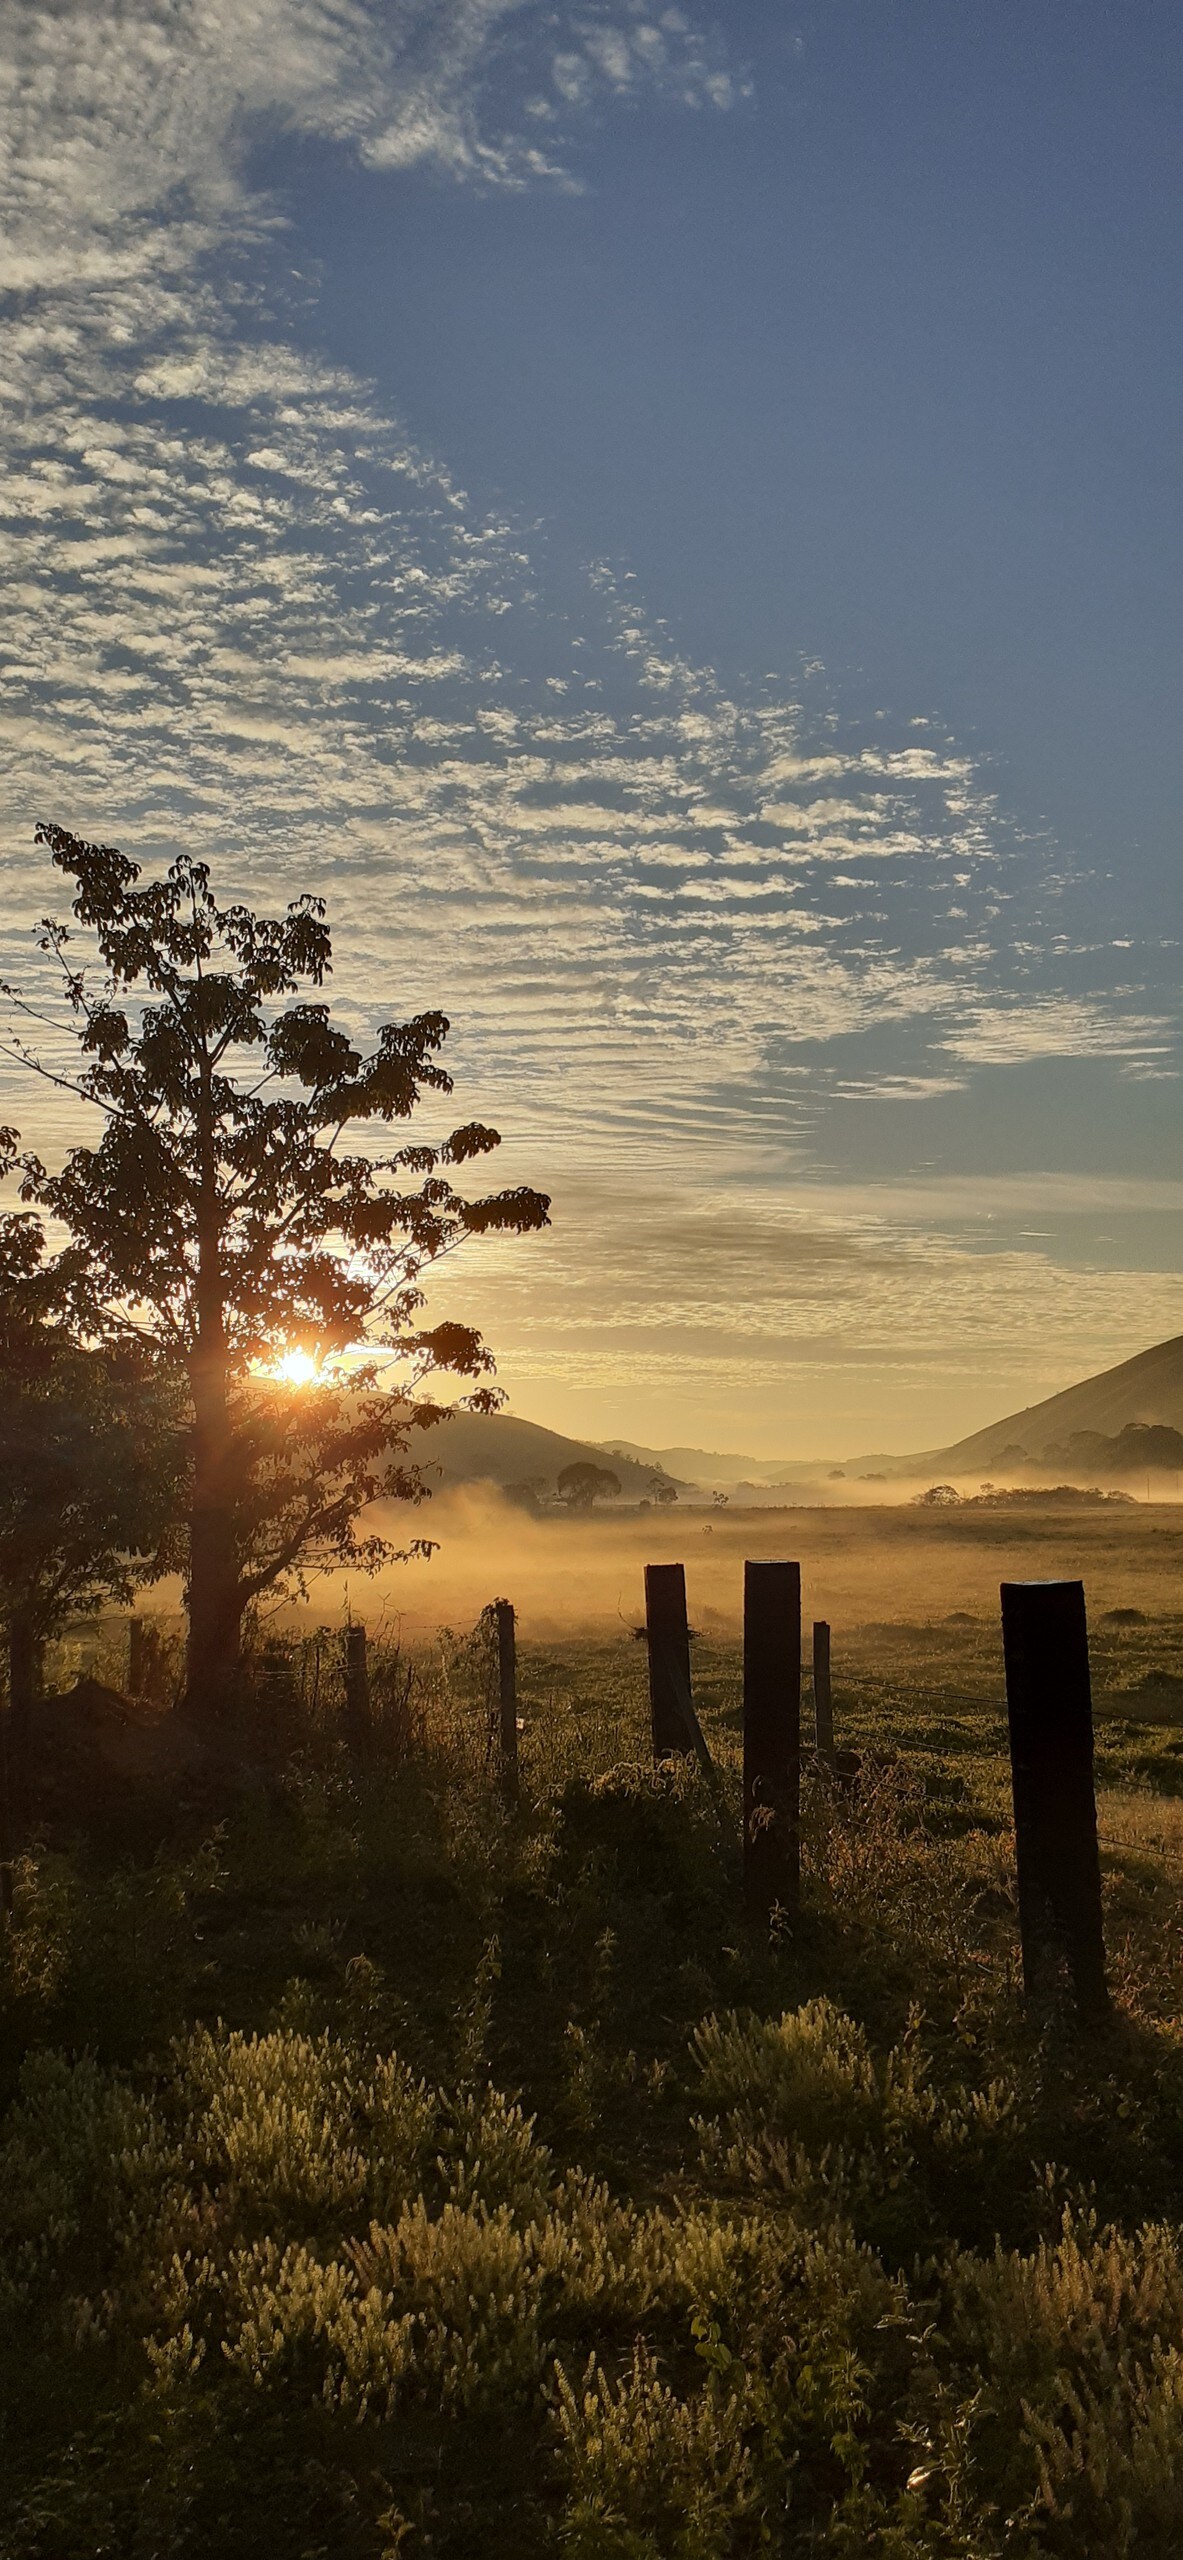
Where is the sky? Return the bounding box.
[0,0,1180,1460]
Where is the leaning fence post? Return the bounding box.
[644,1564,695,1762]
[812,1620,833,1761]
[344,1623,371,1756]
[743,1561,801,1921]
[494,1598,518,1807]
[1000,1579,1108,2017]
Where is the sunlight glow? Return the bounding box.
[274,1347,320,1387]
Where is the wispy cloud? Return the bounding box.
[0,260,1040,1169]
[422,1168,1183,1453]
[941,998,1172,1069]
[0,0,741,297]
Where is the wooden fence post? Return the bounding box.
[494,1598,518,1807]
[812,1619,833,1761]
[743,1561,801,1921]
[1000,1579,1108,2018]
[344,1623,371,1757]
[644,1564,695,1762]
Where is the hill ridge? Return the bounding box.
[887,1332,1183,1478]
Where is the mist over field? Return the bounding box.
[274,1483,1183,1648]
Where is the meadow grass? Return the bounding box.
[7,1556,1183,2555]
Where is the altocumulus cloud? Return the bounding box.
[0,0,1175,1448]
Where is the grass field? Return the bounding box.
[6,1499,1183,2556]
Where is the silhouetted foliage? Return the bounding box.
[9,827,549,1723]
[1044,1423,1183,1476]
[0,1135,181,1839]
[556,1461,621,1511]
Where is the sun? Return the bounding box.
[273,1347,320,1387]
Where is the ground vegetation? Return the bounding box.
[5,1609,1183,2554]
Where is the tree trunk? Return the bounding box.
[183,1056,244,1727]
[185,1415,244,1726]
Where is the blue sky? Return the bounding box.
[0,1,1180,1457]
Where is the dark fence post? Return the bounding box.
[743,1561,801,1920]
[1000,1579,1108,2018]
[644,1564,694,1762]
[344,1623,371,1757]
[812,1619,833,1761]
[494,1598,518,1807]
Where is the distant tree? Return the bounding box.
[556,1462,621,1511]
[1047,1424,1183,1477]
[8,827,549,1725]
[913,1484,962,1508]
[502,1477,549,1515]
[711,1490,729,1510]
[648,1473,679,1507]
[0,1145,180,1830]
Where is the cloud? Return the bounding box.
[0,0,741,296]
[420,1168,1183,1454]
[0,1,1040,1204]
[0,293,1039,1173]
[941,998,1172,1069]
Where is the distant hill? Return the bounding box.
[416,1409,684,1500]
[896,1334,1183,1479]
[601,1437,802,1487]
[420,1332,1183,1507]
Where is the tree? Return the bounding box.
[556,1462,621,1511]
[648,1473,679,1507]
[0,1142,181,1840]
[7,827,549,1725]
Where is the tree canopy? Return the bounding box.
[0,1135,181,1863]
[556,1462,621,1511]
[7,826,550,1719]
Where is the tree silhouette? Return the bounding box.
[556,1461,621,1510]
[0,1138,180,1849]
[9,827,549,1724]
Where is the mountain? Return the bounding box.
[898,1333,1183,1479]
[416,1409,684,1499]
[424,1331,1183,1505]
[600,1438,804,1487]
